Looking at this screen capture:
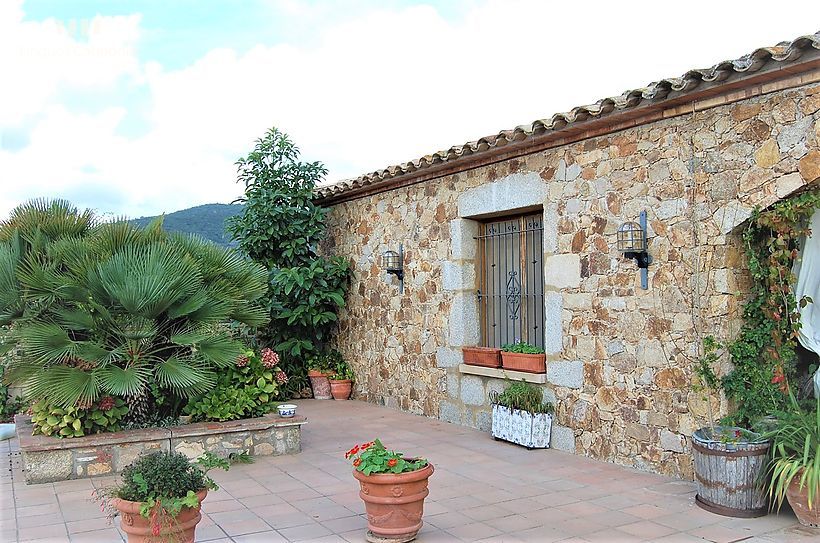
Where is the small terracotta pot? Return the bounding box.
[786,471,820,527]
[330,379,353,400]
[462,347,502,368]
[114,489,207,543]
[307,370,332,400]
[353,463,434,543]
[501,352,546,373]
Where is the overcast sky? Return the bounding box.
[1,1,818,219]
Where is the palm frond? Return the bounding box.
[154,357,215,396]
[97,364,151,397]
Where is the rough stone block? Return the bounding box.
[458,172,547,218]
[448,292,479,347]
[23,450,73,484]
[544,254,581,289]
[450,219,479,260]
[475,409,492,432]
[447,373,460,400]
[460,375,486,406]
[544,292,563,355]
[442,261,476,291]
[436,347,462,368]
[547,360,584,389]
[439,401,462,425]
[660,429,685,453]
[550,425,576,453]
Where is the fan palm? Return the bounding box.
[0,200,269,409]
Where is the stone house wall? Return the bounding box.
[322,80,820,479]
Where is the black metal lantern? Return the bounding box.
[617,211,652,289]
[382,245,404,293]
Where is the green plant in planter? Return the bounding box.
[762,395,820,512]
[31,397,128,437]
[95,450,249,540]
[501,342,545,355]
[331,360,355,381]
[309,350,342,375]
[184,348,288,422]
[491,381,553,414]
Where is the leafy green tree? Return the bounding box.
[228,128,350,397]
[0,199,269,411]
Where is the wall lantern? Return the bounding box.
[617,210,652,290]
[382,244,404,293]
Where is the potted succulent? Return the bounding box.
[490,381,554,449]
[462,346,502,368]
[501,342,546,373]
[329,358,355,400]
[691,337,770,518]
[346,439,433,542]
[95,451,233,543]
[307,351,338,400]
[762,396,820,527]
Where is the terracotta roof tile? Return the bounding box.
[316,32,820,202]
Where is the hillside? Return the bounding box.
[131,203,243,247]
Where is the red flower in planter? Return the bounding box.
[353,458,362,467]
[387,459,397,468]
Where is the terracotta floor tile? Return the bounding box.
[3,400,817,543]
[278,521,333,541]
[617,520,677,539]
[445,521,503,541]
[231,530,289,543]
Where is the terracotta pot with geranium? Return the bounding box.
[94,451,236,543]
[346,439,434,543]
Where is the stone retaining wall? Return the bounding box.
[15,414,306,484]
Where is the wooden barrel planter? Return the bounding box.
[692,426,770,518]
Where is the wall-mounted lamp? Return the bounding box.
[382,245,404,293]
[617,210,652,290]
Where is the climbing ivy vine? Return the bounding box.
[722,187,820,427]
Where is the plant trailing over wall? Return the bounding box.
[228,128,350,398]
[723,188,820,427]
[0,199,270,426]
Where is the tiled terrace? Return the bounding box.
[1,400,817,543]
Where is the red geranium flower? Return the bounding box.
[387,458,397,468]
[353,458,362,467]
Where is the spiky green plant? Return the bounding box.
[0,200,269,410]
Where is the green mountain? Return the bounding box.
[132,203,243,247]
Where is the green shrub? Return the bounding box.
[0,199,270,422]
[501,342,545,355]
[227,128,350,399]
[30,397,128,437]
[116,451,211,502]
[491,381,553,414]
[184,348,287,422]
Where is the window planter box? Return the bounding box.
[491,404,552,449]
[462,347,502,368]
[501,352,546,373]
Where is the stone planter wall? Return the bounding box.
[15,413,306,484]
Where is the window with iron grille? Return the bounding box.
[476,213,545,349]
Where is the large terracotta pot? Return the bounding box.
[501,352,546,373]
[353,463,434,543]
[307,370,332,400]
[330,379,353,400]
[786,471,820,527]
[114,489,207,543]
[462,347,501,368]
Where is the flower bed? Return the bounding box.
[15,412,306,484]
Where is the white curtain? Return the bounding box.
[794,209,820,397]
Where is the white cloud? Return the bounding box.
[1,0,819,218]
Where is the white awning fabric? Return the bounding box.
[794,209,820,397]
